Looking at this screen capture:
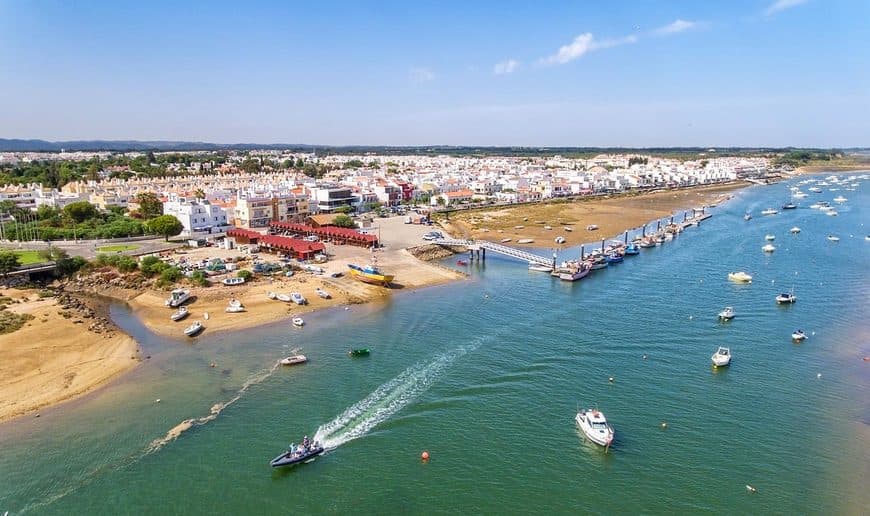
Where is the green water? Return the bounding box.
[1,174,868,514]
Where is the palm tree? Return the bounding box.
[194,188,206,200]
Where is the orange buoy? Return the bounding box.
[421,451,430,461]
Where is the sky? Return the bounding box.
[1,0,868,147]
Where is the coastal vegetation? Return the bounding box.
[96,244,140,253]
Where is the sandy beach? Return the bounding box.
[0,290,138,422]
[441,182,748,245]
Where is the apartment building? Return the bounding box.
[234,193,309,229]
[163,196,230,236]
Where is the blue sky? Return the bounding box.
[1,0,868,146]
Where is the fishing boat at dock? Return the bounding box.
[558,264,591,282]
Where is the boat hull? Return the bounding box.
[348,266,394,286]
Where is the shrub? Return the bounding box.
[237,269,253,281]
[160,266,182,283]
[189,270,209,287]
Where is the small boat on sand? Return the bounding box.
[290,292,307,305]
[170,306,189,321]
[348,348,370,357]
[280,354,307,366]
[222,277,245,286]
[575,408,614,447]
[711,347,731,367]
[165,288,191,308]
[500,238,512,243]
[276,293,292,302]
[517,239,535,244]
[315,287,331,299]
[586,224,599,231]
[184,321,204,337]
[270,440,324,468]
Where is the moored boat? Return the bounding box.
[761,208,778,216]
[711,347,731,367]
[762,243,776,253]
[791,329,808,342]
[559,264,590,282]
[776,290,796,304]
[575,408,614,447]
[744,212,752,221]
[528,263,553,273]
[456,259,468,266]
[827,235,840,242]
[781,202,797,210]
[292,317,304,327]
[765,234,775,241]
[623,243,640,255]
[718,306,736,320]
[790,226,801,234]
[728,271,752,283]
[348,348,370,357]
[605,253,624,264]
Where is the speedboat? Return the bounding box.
[575,408,614,447]
[776,291,797,304]
[762,244,776,253]
[781,202,797,210]
[827,235,840,242]
[348,348,370,357]
[270,441,325,468]
[833,195,847,203]
[292,317,305,327]
[765,234,775,241]
[170,306,189,321]
[790,227,801,234]
[728,271,752,283]
[528,263,553,273]
[744,212,752,221]
[711,347,731,367]
[718,307,736,320]
[290,292,307,305]
[791,330,808,342]
[605,253,624,264]
[761,208,778,216]
[623,243,640,255]
[184,321,204,337]
[315,287,331,299]
[280,354,308,366]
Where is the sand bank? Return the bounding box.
[0,290,138,423]
[442,182,748,245]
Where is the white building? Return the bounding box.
[162,196,230,236]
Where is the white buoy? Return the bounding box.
[817,373,822,379]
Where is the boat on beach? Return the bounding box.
[225,299,245,313]
[170,306,189,321]
[315,287,331,299]
[517,239,535,244]
[165,288,191,308]
[500,238,512,243]
[711,347,731,367]
[184,321,204,337]
[728,271,753,283]
[222,277,245,286]
[290,292,307,305]
[348,263,394,286]
[270,440,325,468]
[575,408,614,447]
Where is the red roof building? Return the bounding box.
[269,221,378,247]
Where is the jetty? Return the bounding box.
[431,238,552,267]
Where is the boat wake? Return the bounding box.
[146,361,281,454]
[314,342,481,450]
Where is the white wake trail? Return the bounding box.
[314,343,478,450]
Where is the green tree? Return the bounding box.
[36,205,61,221]
[333,214,357,228]
[193,188,206,200]
[145,215,183,241]
[295,158,304,168]
[0,250,21,276]
[135,191,163,218]
[189,270,209,287]
[343,159,364,169]
[333,205,354,214]
[63,201,98,224]
[237,269,253,281]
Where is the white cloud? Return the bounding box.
[764,0,808,16]
[541,33,637,66]
[654,19,699,35]
[493,59,520,75]
[409,67,435,83]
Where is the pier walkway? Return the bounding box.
[431,238,552,266]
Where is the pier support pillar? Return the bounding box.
[481,248,485,261]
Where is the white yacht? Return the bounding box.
[762,244,776,253]
[833,195,847,203]
[711,347,731,367]
[776,291,797,304]
[765,234,776,241]
[165,288,191,308]
[728,271,753,283]
[761,208,778,216]
[575,408,615,447]
[827,235,840,242]
[790,227,801,234]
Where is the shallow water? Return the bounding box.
[1,174,868,514]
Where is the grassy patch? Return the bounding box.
[0,311,34,334]
[13,250,46,265]
[96,244,140,253]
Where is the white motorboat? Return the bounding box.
[728,271,753,283]
[791,330,808,342]
[563,227,573,232]
[792,191,807,198]
[280,354,307,366]
[184,321,204,337]
[170,306,189,321]
[290,292,307,305]
[315,287,331,299]
[765,234,776,241]
[827,235,840,242]
[276,293,292,302]
[744,212,752,221]
[824,210,838,216]
[776,290,797,304]
[554,236,566,244]
[500,238,512,243]
[528,263,553,273]
[808,186,822,193]
[711,347,731,367]
[165,288,191,308]
[575,408,614,447]
[762,244,776,253]
[790,227,801,234]
[761,208,778,216]
[225,299,245,313]
[222,277,245,286]
[833,195,847,203]
[586,224,599,231]
[718,306,736,320]
[292,317,305,327]
[267,291,278,300]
